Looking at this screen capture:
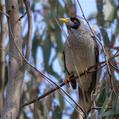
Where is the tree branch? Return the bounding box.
[23,0,32,60]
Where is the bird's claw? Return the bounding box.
[64,73,75,87]
[67,72,75,82]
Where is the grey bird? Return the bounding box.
[60,17,99,118]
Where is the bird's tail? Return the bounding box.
[78,87,93,119]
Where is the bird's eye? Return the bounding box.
[70,17,80,24]
[70,17,80,29]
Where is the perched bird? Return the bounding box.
[60,17,99,118]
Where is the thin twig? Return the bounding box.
[109,62,119,72]
[15,12,26,23]
[21,76,78,107]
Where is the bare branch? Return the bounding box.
[15,12,26,23]
[23,0,32,60]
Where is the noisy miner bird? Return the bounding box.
[60,17,99,118]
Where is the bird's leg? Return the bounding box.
[67,72,75,82]
[64,72,76,89]
[64,72,74,84]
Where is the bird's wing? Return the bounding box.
[88,40,99,93]
[63,51,77,89]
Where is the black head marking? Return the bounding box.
[70,17,81,29]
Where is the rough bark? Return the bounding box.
[0,0,6,113]
[1,0,24,119]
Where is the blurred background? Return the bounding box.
[0,0,119,119]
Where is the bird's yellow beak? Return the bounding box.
[59,18,69,23]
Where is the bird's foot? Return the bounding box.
[64,73,75,88]
[67,72,75,82]
[64,73,74,83]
